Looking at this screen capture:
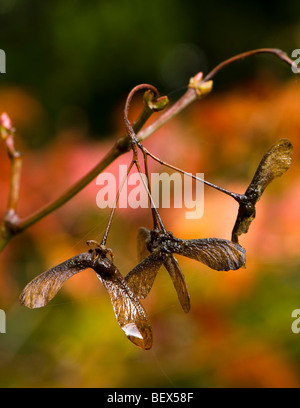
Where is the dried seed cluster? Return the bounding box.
[19,85,293,350]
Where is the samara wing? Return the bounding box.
[245,138,292,201]
[95,262,153,350]
[232,139,292,243]
[19,252,93,309]
[231,203,256,243]
[136,228,190,312]
[163,255,190,313]
[125,251,163,299]
[169,238,246,271]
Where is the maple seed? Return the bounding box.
[232,139,293,243]
[19,243,153,350]
[125,227,246,313]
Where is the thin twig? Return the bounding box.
[123,85,168,233]
[134,157,167,234]
[0,114,22,231]
[0,93,168,251]
[138,48,299,142]
[143,151,160,230]
[0,47,297,252]
[18,91,167,232]
[203,48,298,82]
[141,145,246,203]
[101,160,135,246]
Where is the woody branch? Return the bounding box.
[0,47,298,253]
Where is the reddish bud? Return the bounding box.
[0,112,12,131]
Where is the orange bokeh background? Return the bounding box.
[0,74,300,388]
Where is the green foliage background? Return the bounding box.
[1,0,299,143]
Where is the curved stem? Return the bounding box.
[124,84,159,142]
[0,48,296,252]
[124,87,167,233]
[0,93,162,251]
[137,87,197,143]
[17,95,160,232]
[203,48,297,81]
[138,48,298,143]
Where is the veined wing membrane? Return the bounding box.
[163,255,190,313]
[169,238,246,271]
[125,251,163,299]
[232,139,292,243]
[19,252,93,309]
[96,268,153,350]
[245,139,292,200]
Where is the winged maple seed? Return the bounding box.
[125,227,246,312]
[232,138,293,243]
[19,242,153,350]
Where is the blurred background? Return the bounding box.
[0,0,300,388]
